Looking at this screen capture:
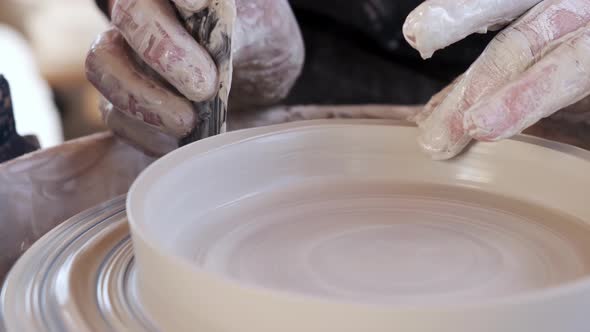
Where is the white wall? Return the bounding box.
[0,25,63,147]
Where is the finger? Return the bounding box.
[403,0,542,59]
[417,0,590,159]
[410,75,463,124]
[112,0,218,102]
[465,27,590,141]
[100,99,178,156]
[171,0,208,12]
[86,29,196,138]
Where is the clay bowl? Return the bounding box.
[127,120,590,332]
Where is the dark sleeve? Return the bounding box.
[95,0,110,18]
[284,0,494,106]
[290,0,493,70]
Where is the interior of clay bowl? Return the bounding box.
[127,120,590,332]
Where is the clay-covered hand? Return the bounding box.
[86,0,304,156]
[404,0,590,159]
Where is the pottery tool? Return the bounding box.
[177,0,235,145]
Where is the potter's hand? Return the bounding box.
[86,0,304,156]
[404,0,590,160]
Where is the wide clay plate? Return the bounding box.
[127,120,590,332]
[3,120,590,331]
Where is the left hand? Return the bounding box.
[86,0,304,156]
[404,0,590,159]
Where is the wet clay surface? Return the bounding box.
[175,181,590,305]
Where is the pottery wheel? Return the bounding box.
[4,120,590,332]
[0,196,157,332]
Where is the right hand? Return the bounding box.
[404,0,590,160]
[86,0,304,156]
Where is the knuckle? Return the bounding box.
[235,48,301,101]
[112,0,143,34]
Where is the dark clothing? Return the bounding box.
[286,0,493,105]
[96,0,111,20]
[95,0,492,104]
[0,76,39,163]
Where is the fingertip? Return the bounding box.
[417,123,455,160]
[402,4,438,59]
[85,37,106,91]
[85,29,118,74]
[417,105,473,160]
[402,17,417,48]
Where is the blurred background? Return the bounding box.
[0,0,108,148]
